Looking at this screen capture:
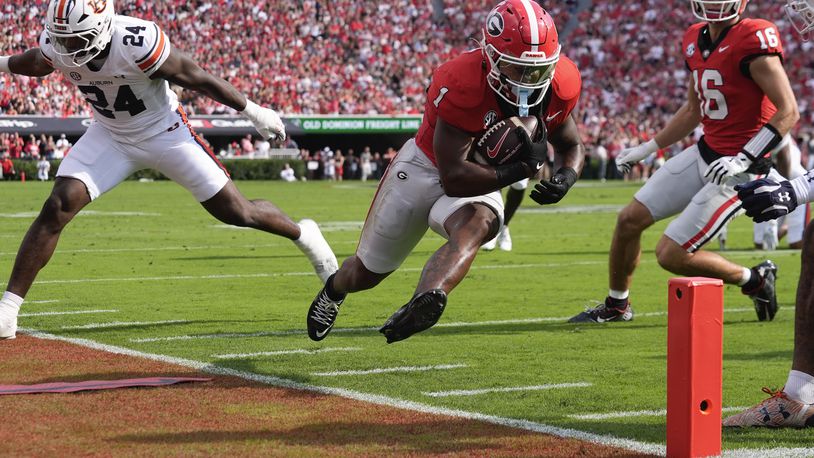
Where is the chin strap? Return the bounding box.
[517,89,530,117]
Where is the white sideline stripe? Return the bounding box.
[569,406,747,420]
[0,243,284,257]
[0,210,160,218]
[19,309,118,317]
[129,307,758,343]
[313,364,468,377]
[423,382,592,398]
[61,320,190,330]
[24,329,814,457]
[25,300,60,304]
[213,347,362,359]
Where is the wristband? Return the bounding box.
[553,167,578,189]
[790,173,812,206]
[0,56,10,73]
[641,138,660,155]
[241,99,259,115]
[496,162,528,188]
[742,124,782,160]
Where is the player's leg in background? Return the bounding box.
[657,170,781,321]
[0,177,91,339]
[201,181,300,239]
[570,146,705,324]
[790,223,814,397]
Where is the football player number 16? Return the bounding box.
[692,69,728,121]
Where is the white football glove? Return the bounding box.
[615,139,659,174]
[242,100,286,142]
[704,152,752,185]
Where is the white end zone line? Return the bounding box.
[128,307,758,344]
[20,309,118,317]
[17,328,665,455]
[312,364,467,377]
[22,328,814,457]
[61,320,190,330]
[423,383,592,398]
[213,347,362,359]
[25,300,60,305]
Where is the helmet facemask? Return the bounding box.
[483,32,560,115]
[786,0,814,40]
[691,0,747,22]
[46,0,114,67]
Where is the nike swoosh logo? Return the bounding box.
[719,45,730,53]
[315,324,333,338]
[487,127,512,159]
[545,111,562,123]
[536,162,545,170]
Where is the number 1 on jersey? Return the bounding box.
[433,87,449,108]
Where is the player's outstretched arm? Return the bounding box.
[529,114,583,205]
[1,49,55,78]
[152,48,285,140]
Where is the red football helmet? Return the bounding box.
[691,0,749,22]
[481,0,561,109]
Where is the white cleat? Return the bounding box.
[0,300,19,340]
[294,219,339,284]
[481,235,497,251]
[497,226,512,252]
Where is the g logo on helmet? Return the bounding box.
[87,0,106,14]
[686,43,695,57]
[486,11,504,37]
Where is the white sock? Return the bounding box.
[785,370,814,404]
[608,289,629,300]
[1,291,23,309]
[737,267,751,287]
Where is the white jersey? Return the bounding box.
[39,15,178,143]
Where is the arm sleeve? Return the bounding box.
[738,20,784,78]
[131,23,171,77]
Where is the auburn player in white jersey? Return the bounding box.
[724,0,814,429]
[0,0,338,340]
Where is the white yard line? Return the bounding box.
[61,320,190,330]
[25,300,60,305]
[213,347,362,359]
[19,309,118,317]
[26,328,814,457]
[312,364,468,377]
[129,307,758,344]
[423,382,592,398]
[569,406,747,421]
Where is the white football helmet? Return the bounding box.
[691,0,748,22]
[46,0,115,67]
[786,0,814,40]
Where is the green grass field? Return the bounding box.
[1,179,812,453]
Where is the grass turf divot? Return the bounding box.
[0,334,650,457]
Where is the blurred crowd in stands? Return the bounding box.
[2,0,814,181]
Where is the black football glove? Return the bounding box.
[735,178,799,222]
[515,125,548,177]
[530,167,578,205]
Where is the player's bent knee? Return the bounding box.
[447,204,499,245]
[617,201,653,234]
[655,237,688,272]
[337,256,389,292]
[38,194,78,232]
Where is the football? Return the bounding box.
[472,116,541,166]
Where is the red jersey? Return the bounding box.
[415,49,581,165]
[683,18,783,156]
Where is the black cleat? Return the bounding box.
[307,274,345,341]
[380,289,447,344]
[568,297,634,323]
[743,260,778,322]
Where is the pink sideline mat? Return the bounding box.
[0,377,212,395]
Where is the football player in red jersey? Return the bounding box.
[306,0,585,343]
[569,0,799,324]
[724,0,814,428]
